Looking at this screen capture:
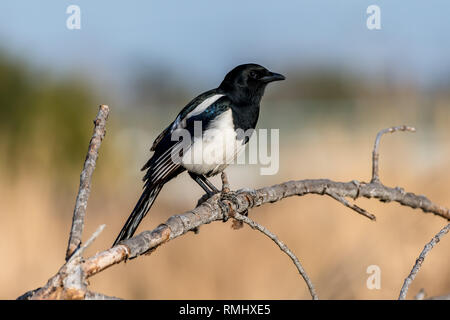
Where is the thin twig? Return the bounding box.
[69,224,106,261]
[398,223,450,300]
[22,224,108,300]
[80,178,449,279]
[327,192,376,220]
[66,105,110,260]
[220,171,245,229]
[232,212,318,300]
[371,125,415,183]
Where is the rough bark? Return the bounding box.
[66,105,110,260]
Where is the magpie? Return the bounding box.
[113,63,285,246]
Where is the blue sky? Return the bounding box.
[0,1,449,90]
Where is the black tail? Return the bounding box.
[113,183,164,246]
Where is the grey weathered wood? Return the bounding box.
[399,223,450,300]
[83,177,449,276]
[18,111,450,300]
[66,105,110,260]
[232,211,318,300]
[371,125,415,183]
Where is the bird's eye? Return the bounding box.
[249,71,258,79]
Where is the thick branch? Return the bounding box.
[398,223,450,300]
[327,191,376,220]
[66,105,110,260]
[82,178,449,278]
[20,111,450,300]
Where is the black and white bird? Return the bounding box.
[113,63,285,246]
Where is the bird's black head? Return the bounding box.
[219,63,285,105]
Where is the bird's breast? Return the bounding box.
[180,109,246,176]
[230,103,260,132]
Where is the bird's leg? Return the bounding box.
[221,171,230,193]
[219,172,246,229]
[189,172,218,197]
[200,175,220,194]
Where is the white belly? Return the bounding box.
[181,109,244,176]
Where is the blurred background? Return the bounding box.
[0,0,449,299]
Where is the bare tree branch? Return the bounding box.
[85,291,122,300]
[18,106,450,300]
[326,191,376,220]
[81,177,449,281]
[371,125,416,183]
[398,223,450,300]
[231,211,318,300]
[66,105,110,260]
[21,224,107,300]
[70,224,106,261]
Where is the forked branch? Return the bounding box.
[18,107,449,300]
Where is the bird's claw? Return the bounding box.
[220,190,241,223]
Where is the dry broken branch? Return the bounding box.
[371,125,416,183]
[66,105,110,260]
[18,107,450,300]
[20,224,110,300]
[80,176,449,281]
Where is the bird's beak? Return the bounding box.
[261,72,286,83]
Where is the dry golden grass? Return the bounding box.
[1,116,449,300]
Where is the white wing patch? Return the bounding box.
[181,109,243,176]
[170,94,225,131]
[169,94,225,134]
[186,94,225,120]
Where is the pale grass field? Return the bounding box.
[1,110,449,300]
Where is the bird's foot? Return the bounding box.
[219,172,245,224]
[219,193,235,223]
[220,190,248,227]
[219,171,232,222]
[221,171,230,194]
[218,172,249,228]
